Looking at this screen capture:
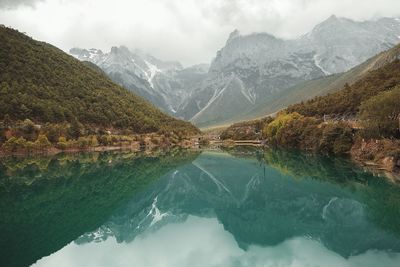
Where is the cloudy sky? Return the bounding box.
[1,0,400,66]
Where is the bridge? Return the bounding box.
[210,140,263,146]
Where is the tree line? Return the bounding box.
[0,26,199,151]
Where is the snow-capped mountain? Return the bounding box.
[71,16,400,127]
[177,16,400,127]
[70,46,208,114]
[304,15,400,74]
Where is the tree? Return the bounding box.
[3,114,11,128]
[56,136,68,150]
[319,122,353,154]
[34,134,51,150]
[68,118,83,139]
[358,86,400,138]
[89,135,99,147]
[98,135,112,146]
[18,119,37,141]
[77,137,89,148]
[44,123,64,143]
[263,112,303,140]
[2,136,27,152]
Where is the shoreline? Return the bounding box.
[350,139,400,181]
[0,139,203,157]
[0,143,174,157]
[217,139,400,181]
[2,140,399,182]
[351,158,400,182]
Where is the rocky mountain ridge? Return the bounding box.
[182,16,400,127]
[70,46,208,115]
[71,16,400,128]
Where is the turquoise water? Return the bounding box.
[1,148,400,267]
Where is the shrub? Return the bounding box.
[34,134,51,150]
[263,113,353,155]
[277,116,321,149]
[44,123,67,143]
[98,135,112,146]
[56,137,68,150]
[77,137,90,148]
[26,141,35,151]
[263,112,303,140]
[88,135,99,147]
[199,138,210,146]
[16,119,38,141]
[358,86,400,139]
[150,136,160,145]
[2,136,27,151]
[317,123,353,154]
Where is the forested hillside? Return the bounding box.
[238,43,400,123]
[222,44,400,170]
[0,26,198,135]
[286,59,400,118]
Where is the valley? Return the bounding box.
[219,43,400,175]
[2,2,400,266]
[70,16,400,128]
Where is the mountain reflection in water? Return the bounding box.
[1,147,400,267]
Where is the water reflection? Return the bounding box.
[0,149,200,267]
[34,216,400,267]
[1,148,400,267]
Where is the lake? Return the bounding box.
[1,147,400,267]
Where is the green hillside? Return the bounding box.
[0,26,198,135]
[234,43,400,123]
[287,59,400,117]
[222,44,400,158]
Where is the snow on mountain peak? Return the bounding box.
[180,15,400,127]
[70,15,400,128]
[70,45,206,115]
[227,29,241,43]
[69,47,104,62]
[144,60,161,88]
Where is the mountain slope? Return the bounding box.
[0,26,199,134]
[286,48,400,117]
[70,47,208,115]
[241,43,400,120]
[179,16,400,128]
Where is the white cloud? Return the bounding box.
[0,0,44,9]
[1,0,400,65]
[32,216,400,267]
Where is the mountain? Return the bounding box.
[220,43,400,146]
[221,43,400,153]
[0,26,199,134]
[70,46,209,115]
[178,16,400,128]
[241,41,400,121]
[286,43,400,117]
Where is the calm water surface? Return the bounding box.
[1,147,400,267]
